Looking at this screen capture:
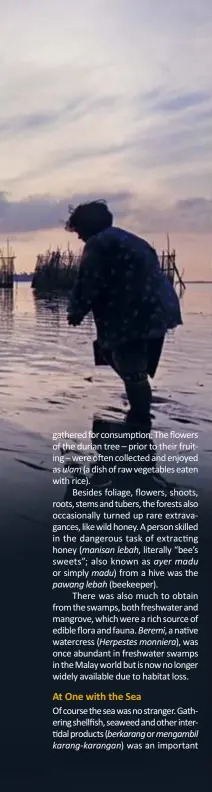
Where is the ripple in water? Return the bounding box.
[0,283,212,438]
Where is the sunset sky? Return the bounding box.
[0,0,212,277]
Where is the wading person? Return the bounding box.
[65,200,182,425]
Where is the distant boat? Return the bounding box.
[0,239,16,289]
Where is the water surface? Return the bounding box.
[0,283,212,486]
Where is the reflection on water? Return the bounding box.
[34,292,61,329]
[0,289,14,329]
[0,283,212,436]
[64,414,171,502]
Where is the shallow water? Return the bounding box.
[1,283,211,781]
[0,282,211,434]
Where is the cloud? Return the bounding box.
[20,139,132,182]
[0,191,211,235]
[152,91,210,114]
[2,82,211,196]
[0,190,132,233]
[0,0,212,221]
[0,93,120,139]
[137,88,210,115]
[124,90,212,175]
[130,197,212,233]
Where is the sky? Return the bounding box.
[0,0,212,277]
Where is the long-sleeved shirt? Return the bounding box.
[68,226,183,349]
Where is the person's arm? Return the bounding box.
[67,238,103,326]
